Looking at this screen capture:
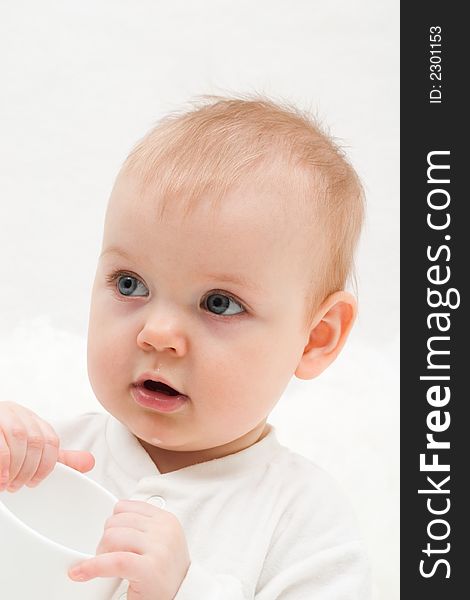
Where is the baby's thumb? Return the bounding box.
[58,449,95,473]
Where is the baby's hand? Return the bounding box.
[0,401,95,492]
[69,500,191,600]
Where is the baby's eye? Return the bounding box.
[203,292,245,316]
[115,274,149,297]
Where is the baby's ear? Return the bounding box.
[295,291,357,380]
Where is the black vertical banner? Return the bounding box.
[401,3,468,597]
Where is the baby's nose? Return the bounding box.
[136,315,188,356]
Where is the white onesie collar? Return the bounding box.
[104,414,284,484]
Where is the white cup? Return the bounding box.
[0,462,122,599]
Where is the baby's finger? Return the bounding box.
[26,421,60,487]
[102,511,148,533]
[58,449,95,473]
[1,413,29,483]
[69,551,142,582]
[0,429,11,491]
[7,419,47,490]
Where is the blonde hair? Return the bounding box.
[121,93,365,328]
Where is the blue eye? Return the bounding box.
[204,293,245,316]
[116,275,148,297]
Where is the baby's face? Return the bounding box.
[87,171,318,458]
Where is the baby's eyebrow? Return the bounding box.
[205,272,262,292]
[100,247,132,261]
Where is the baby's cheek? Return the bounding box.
[87,329,120,391]
[87,342,107,397]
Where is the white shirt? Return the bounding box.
[54,412,370,599]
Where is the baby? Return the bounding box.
[0,95,370,599]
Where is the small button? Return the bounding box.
[118,594,127,600]
[146,495,166,508]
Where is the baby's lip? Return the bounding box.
[133,371,186,397]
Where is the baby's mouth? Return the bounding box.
[142,380,181,396]
[131,375,189,412]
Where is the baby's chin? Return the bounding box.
[136,428,230,456]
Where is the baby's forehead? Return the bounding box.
[109,163,321,260]
[119,149,316,230]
